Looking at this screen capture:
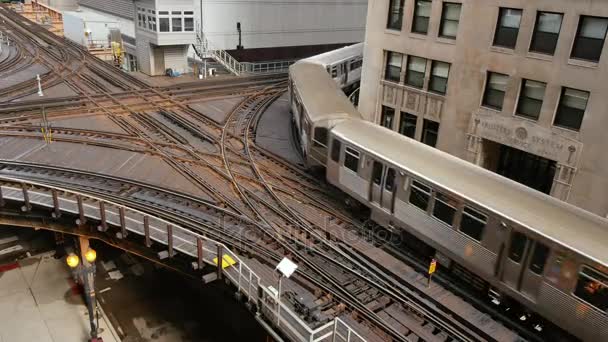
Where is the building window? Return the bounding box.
[429,61,450,94]
[148,15,154,30]
[530,12,563,55]
[508,232,528,263]
[412,0,432,34]
[405,56,427,88]
[159,18,170,32]
[554,87,589,131]
[330,139,341,162]
[399,112,417,138]
[381,106,395,129]
[184,17,194,32]
[387,0,405,30]
[460,207,486,241]
[137,13,143,28]
[385,51,403,82]
[483,72,508,110]
[571,16,608,62]
[422,119,439,147]
[516,79,546,120]
[439,2,461,39]
[573,266,608,311]
[159,11,168,15]
[344,147,360,173]
[151,16,157,31]
[493,8,522,48]
[172,18,183,32]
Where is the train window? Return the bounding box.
[372,162,383,185]
[433,192,457,226]
[409,181,430,211]
[331,66,338,78]
[313,127,329,147]
[460,207,486,241]
[344,147,360,172]
[330,139,341,162]
[508,232,528,263]
[573,266,608,312]
[529,242,550,275]
[350,59,363,70]
[385,168,396,192]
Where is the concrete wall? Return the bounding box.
[77,5,136,38]
[198,0,367,50]
[63,11,119,46]
[358,0,608,217]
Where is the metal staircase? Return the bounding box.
[193,31,293,76]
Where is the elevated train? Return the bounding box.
[288,46,608,341]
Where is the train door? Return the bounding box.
[501,231,550,300]
[369,162,396,213]
[370,161,385,205]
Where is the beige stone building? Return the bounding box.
[358,0,608,216]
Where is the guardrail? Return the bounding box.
[0,175,366,342]
[193,31,292,76]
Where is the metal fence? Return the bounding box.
[0,176,366,342]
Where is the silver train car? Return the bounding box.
[304,42,363,92]
[288,49,608,340]
[288,61,361,167]
[326,119,607,341]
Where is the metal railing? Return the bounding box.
[193,31,292,76]
[0,175,365,342]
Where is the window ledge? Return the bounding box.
[551,125,581,136]
[567,58,599,69]
[384,29,402,36]
[480,105,502,113]
[408,33,428,41]
[526,52,554,62]
[513,113,540,123]
[490,46,515,55]
[436,37,457,45]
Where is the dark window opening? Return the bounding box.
[184,17,194,32]
[429,61,450,94]
[159,18,170,32]
[573,267,608,311]
[409,181,430,211]
[344,147,360,173]
[399,112,417,139]
[483,72,508,110]
[529,243,550,275]
[571,16,608,62]
[433,192,456,226]
[554,87,589,131]
[330,139,341,162]
[530,12,563,55]
[172,18,182,32]
[422,119,439,147]
[313,127,329,147]
[412,0,432,34]
[406,56,427,88]
[460,207,486,241]
[440,2,462,39]
[381,106,395,129]
[372,161,383,185]
[517,79,546,120]
[494,8,522,48]
[387,0,405,30]
[385,51,402,82]
[385,168,396,192]
[508,232,528,263]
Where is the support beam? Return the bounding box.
[118,207,126,238]
[197,237,204,270]
[76,195,86,226]
[21,183,31,212]
[98,202,107,232]
[167,224,173,257]
[143,216,151,247]
[217,244,223,280]
[51,189,61,218]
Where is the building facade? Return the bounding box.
[359,0,608,217]
[75,0,367,75]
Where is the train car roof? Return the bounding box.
[304,43,364,66]
[332,119,608,267]
[289,61,362,123]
